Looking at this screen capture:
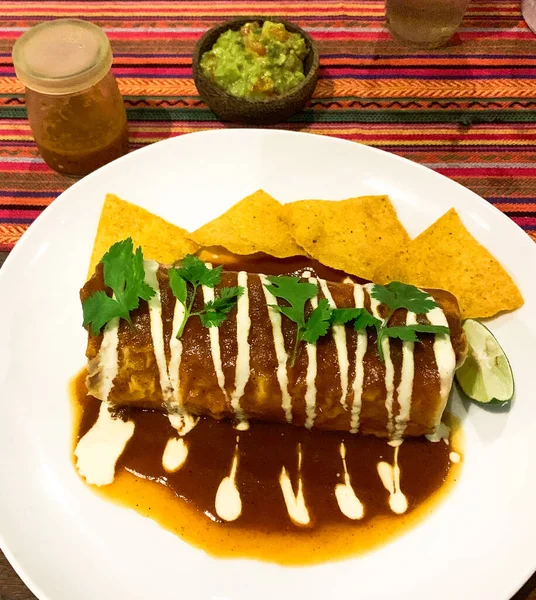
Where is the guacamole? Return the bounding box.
[200,21,309,101]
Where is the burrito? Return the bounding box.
[81,263,466,438]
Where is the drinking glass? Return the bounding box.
[386,0,472,48]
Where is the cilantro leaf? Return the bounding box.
[371,281,437,314]
[331,307,381,332]
[82,238,156,335]
[82,291,123,336]
[169,256,244,336]
[381,326,420,343]
[269,304,304,325]
[331,308,363,325]
[302,298,333,344]
[199,310,228,328]
[265,276,317,329]
[177,254,222,288]
[353,310,382,332]
[408,324,450,336]
[203,286,244,317]
[383,324,451,343]
[169,255,224,337]
[195,286,244,328]
[264,275,327,366]
[168,268,187,305]
[330,306,382,357]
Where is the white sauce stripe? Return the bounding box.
[377,445,408,514]
[162,437,188,472]
[144,261,173,404]
[146,261,198,436]
[230,271,251,429]
[279,443,310,526]
[335,443,364,520]
[318,278,349,409]
[202,263,228,403]
[350,284,367,433]
[425,421,450,443]
[427,306,457,409]
[75,403,134,486]
[97,317,120,403]
[393,311,417,440]
[260,274,293,423]
[449,451,461,464]
[168,294,186,409]
[366,283,395,437]
[304,281,319,430]
[215,438,242,522]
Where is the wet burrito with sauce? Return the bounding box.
[81,252,467,440]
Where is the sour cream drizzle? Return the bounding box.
[304,280,319,429]
[215,437,242,522]
[260,274,293,423]
[335,443,364,520]
[162,437,188,472]
[377,444,408,515]
[279,443,310,526]
[366,283,395,437]
[427,306,456,416]
[350,284,367,433]
[75,403,134,486]
[202,263,228,404]
[318,278,349,409]
[425,421,450,443]
[95,317,120,403]
[230,271,250,430]
[393,311,417,440]
[449,451,461,464]
[146,261,198,436]
[144,261,173,403]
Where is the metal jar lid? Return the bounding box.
[12,19,113,95]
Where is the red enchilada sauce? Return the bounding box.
[72,254,462,565]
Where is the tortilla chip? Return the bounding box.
[88,194,198,277]
[189,190,304,258]
[374,208,524,319]
[284,195,410,281]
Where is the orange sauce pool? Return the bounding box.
[71,371,462,565]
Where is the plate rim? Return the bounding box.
[1,128,535,600]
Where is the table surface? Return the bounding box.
[1,0,535,597]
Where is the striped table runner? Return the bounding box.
[0,0,535,252]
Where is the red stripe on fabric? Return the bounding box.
[0,209,41,219]
[434,168,536,176]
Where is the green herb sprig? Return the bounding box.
[169,255,244,337]
[332,282,450,361]
[82,238,156,336]
[264,275,333,367]
[371,282,449,359]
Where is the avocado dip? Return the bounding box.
[200,21,309,100]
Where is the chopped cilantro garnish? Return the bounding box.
[371,281,438,315]
[169,255,243,337]
[332,283,450,362]
[82,238,155,336]
[264,275,333,366]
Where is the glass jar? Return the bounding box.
[12,19,128,176]
[523,0,536,34]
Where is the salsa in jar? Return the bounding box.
[12,19,128,176]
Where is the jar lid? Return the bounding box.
[12,19,113,95]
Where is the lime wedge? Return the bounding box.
[455,319,514,406]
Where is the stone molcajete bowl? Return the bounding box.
[192,16,320,125]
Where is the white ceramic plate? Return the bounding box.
[1,130,535,600]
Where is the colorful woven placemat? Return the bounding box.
[0,0,535,252]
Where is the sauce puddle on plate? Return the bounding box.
[71,371,462,565]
